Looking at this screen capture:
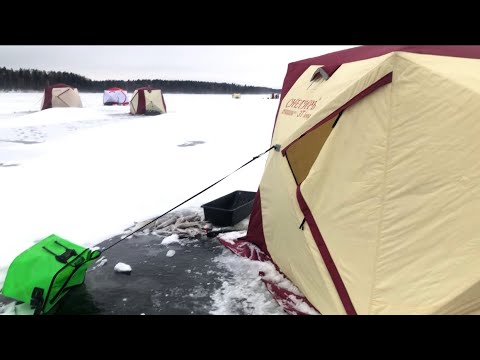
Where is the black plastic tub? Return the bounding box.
[201,190,256,226]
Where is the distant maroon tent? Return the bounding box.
[130,87,167,115]
[41,83,82,110]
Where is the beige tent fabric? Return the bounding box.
[144,90,166,114]
[261,54,395,314]
[365,53,480,314]
[130,90,138,115]
[130,89,166,114]
[299,85,391,314]
[51,87,82,108]
[130,90,140,114]
[260,149,347,314]
[260,51,480,314]
[273,53,394,148]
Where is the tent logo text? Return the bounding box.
[285,98,317,111]
[281,98,317,119]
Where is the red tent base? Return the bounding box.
[218,235,319,315]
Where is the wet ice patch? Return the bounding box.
[0,139,40,145]
[189,286,208,298]
[177,140,205,147]
[0,162,20,167]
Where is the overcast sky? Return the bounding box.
[0,46,357,89]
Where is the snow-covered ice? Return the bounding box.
[90,256,108,271]
[96,255,107,264]
[0,93,275,283]
[0,302,16,315]
[0,92,289,314]
[114,262,132,273]
[209,249,286,315]
[210,247,318,315]
[161,234,180,245]
[217,231,247,244]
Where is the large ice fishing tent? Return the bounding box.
[242,45,480,315]
[130,87,167,115]
[41,83,83,110]
[103,87,129,105]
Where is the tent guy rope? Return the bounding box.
[0,143,279,315]
[101,144,279,253]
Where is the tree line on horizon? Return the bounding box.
[0,67,281,94]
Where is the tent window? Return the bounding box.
[285,112,343,184]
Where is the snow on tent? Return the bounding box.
[103,87,129,106]
[41,83,83,110]
[234,45,480,315]
[0,234,100,314]
[130,87,167,115]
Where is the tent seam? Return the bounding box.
[368,64,395,315]
[397,52,480,97]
